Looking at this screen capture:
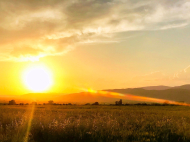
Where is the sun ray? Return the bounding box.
[24,104,35,142]
[81,88,190,106]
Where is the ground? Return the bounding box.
[0,105,190,142]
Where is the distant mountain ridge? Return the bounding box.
[173,84,190,90]
[139,84,190,90]
[141,85,171,90]
[105,84,190,103]
[1,84,190,104]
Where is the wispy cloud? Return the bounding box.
[0,0,190,61]
[130,64,190,87]
[173,65,190,82]
[133,71,168,82]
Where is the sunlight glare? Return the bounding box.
[23,65,53,92]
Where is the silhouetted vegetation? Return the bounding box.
[115,99,122,105]
[92,102,99,105]
[48,100,54,105]
[85,103,90,105]
[8,100,16,105]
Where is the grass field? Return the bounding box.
[1,105,190,142]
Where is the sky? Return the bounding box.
[0,0,190,95]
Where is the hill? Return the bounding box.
[2,84,190,104]
[139,84,190,90]
[174,84,190,90]
[3,92,121,104]
[141,85,171,90]
[106,88,190,103]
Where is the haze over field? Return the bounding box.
[1,84,190,104]
[0,0,190,102]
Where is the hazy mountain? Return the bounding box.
[106,88,190,103]
[173,84,190,90]
[57,92,120,103]
[141,85,171,90]
[13,87,190,104]
[2,84,190,104]
[3,92,121,104]
[139,84,190,90]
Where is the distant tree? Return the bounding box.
[48,100,54,105]
[141,103,147,106]
[115,101,118,105]
[85,103,90,105]
[125,103,130,106]
[115,99,122,105]
[134,103,142,105]
[8,100,16,105]
[92,102,99,105]
[151,103,161,106]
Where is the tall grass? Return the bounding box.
[1,105,190,142]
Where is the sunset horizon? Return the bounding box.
[0,0,190,97]
[1,1,190,142]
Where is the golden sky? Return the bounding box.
[1,0,190,95]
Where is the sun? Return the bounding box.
[22,65,53,92]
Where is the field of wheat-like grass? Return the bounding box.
[1,105,190,142]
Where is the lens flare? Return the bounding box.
[24,104,35,142]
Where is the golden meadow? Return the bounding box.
[1,105,190,142]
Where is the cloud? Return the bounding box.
[133,71,167,82]
[130,64,190,87]
[0,0,190,61]
[173,66,190,82]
